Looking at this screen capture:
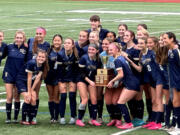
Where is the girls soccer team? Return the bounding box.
[0,15,180,135]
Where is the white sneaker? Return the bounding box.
[59,118,66,125]
[167,128,180,135]
[69,117,76,124]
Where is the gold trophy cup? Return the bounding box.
[95,56,114,86]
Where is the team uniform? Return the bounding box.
[0,42,7,65]
[16,59,44,123]
[2,42,28,122]
[56,48,79,122]
[75,41,88,58]
[27,38,50,60]
[168,48,180,130]
[114,55,139,128]
[77,54,102,122]
[27,37,50,118]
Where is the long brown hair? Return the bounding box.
[65,38,79,60]
[37,49,49,79]
[32,36,39,54]
[138,37,147,62]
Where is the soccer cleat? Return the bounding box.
[76,119,85,127]
[97,118,103,124]
[20,121,30,125]
[148,123,162,130]
[5,119,11,124]
[50,119,54,124]
[133,119,145,127]
[31,117,37,125]
[167,128,180,135]
[12,119,18,124]
[91,120,101,126]
[115,120,122,127]
[142,122,156,128]
[107,119,116,126]
[117,122,133,129]
[69,117,76,124]
[59,118,66,125]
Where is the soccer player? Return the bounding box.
[106,31,116,42]
[16,50,49,125]
[0,31,7,65]
[2,31,28,123]
[107,43,140,129]
[75,30,89,58]
[27,27,50,122]
[76,44,102,127]
[88,15,109,44]
[104,42,122,127]
[45,34,63,123]
[116,24,128,47]
[163,32,180,135]
[56,38,79,125]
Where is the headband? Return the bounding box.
[36,27,46,35]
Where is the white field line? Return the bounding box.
[2,24,64,32]
[150,29,180,34]
[111,126,142,135]
[66,10,180,15]
[0,92,6,95]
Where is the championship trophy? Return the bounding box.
[95,56,114,86]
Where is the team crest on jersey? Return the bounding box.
[142,58,151,65]
[50,56,57,61]
[20,49,26,54]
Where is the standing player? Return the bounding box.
[107,43,140,129]
[16,50,48,125]
[2,31,28,123]
[27,27,50,122]
[45,34,63,123]
[76,44,102,127]
[0,31,7,65]
[116,24,128,47]
[56,38,79,125]
[163,32,180,135]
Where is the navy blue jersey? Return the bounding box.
[56,49,79,82]
[16,59,44,93]
[125,47,141,80]
[114,56,140,91]
[16,59,43,81]
[27,38,50,60]
[0,42,7,65]
[75,41,88,58]
[44,48,61,85]
[78,54,102,82]
[158,64,169,89]
[140,49,163,87]
[2,43,28,83]
[168,49,180,90]
[88,28,109,43]
[116,37,126,47]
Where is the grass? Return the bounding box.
[0,0,179,134]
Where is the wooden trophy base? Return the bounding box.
[95,69,114,86]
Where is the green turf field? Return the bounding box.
[1,0,180,134]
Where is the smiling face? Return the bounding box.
[163,34,172,46]
[90,20,100,30]
[36,52,46,65]
[102,39,110,51]
[53,36,62,49]
[137,38,146,50]
[15,33,24,46]
[64,38,74,51]
[159,35,164,47]
[123,31,133,43]
[89,32,99,44]
[106,32,116,42]
[35,29,46,43]
[118,25,126,37]
[108,43,119,57]
[147,38,155,50]
[88,46,98,58]
[78,31,88,43]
